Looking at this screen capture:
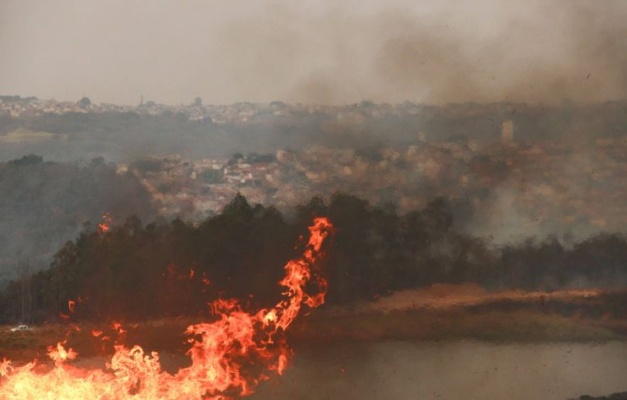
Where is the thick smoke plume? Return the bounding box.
[1,0,626,105]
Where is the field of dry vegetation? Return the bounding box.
[2,285,626,366]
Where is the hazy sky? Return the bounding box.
[1,0,626,105]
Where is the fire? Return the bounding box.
[97,212,112,234]
[0,217,332,399]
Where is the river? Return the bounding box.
[249,340,627,400]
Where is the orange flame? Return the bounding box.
[0,217,332,399]
[48,342,78,365]
[97,212,112,234]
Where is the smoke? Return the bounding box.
[461,146,624,246]
[296,0,627,104]
[2,0,627,248]
[0,157,157,286]
[1,0,626,105]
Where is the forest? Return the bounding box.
[1,192,626,324]
[0,154,156,288]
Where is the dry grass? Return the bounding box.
[0,128,66,143]
[288,308,623,343]
[1,287,626,364]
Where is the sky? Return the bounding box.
[1,0,626,105]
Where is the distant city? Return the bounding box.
[2,94,627,244]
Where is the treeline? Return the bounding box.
[2,193,627,324]
[0,155,156,288]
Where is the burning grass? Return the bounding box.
[0,317,199,364]
[0,217,333,399]
[1,217,626,398]
[2,287,626,368]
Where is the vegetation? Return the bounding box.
[3,100,627,162]
[288,309,624,343]
[0,155,156,290]
[2,192,627,325]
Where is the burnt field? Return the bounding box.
[2,286,626,364]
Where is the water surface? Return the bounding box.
[250,341,627,400]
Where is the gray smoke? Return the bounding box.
[1,0,626,105]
